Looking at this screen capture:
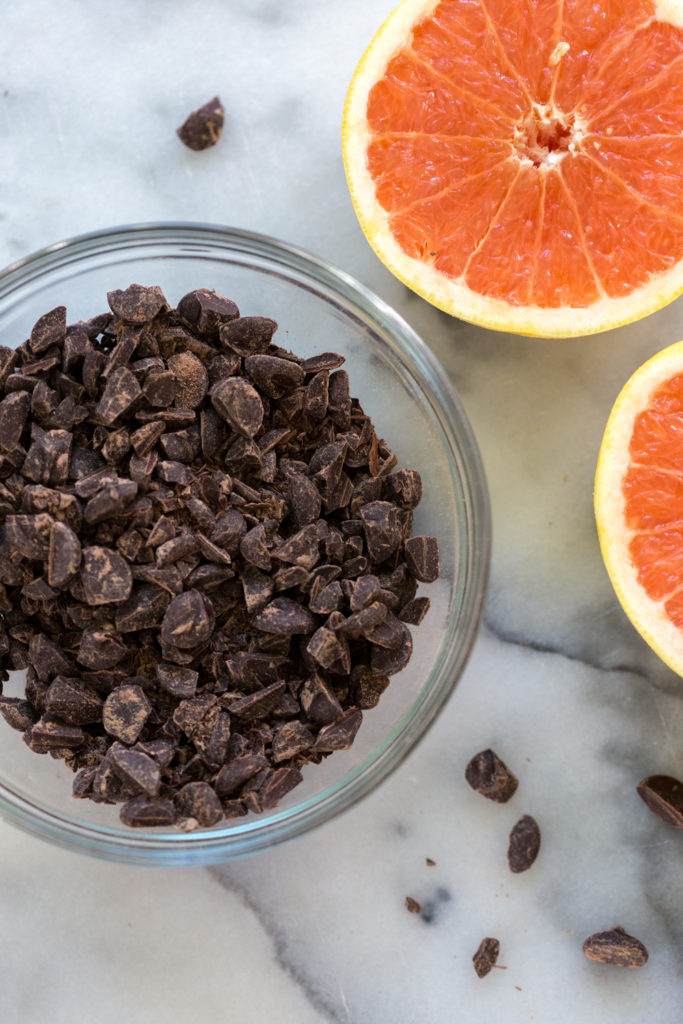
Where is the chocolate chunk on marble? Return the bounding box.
[176,96,224,151]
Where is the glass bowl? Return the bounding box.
[0,224,490,865]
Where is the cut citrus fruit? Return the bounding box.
[595,339,683,675]
[342,0,683,336]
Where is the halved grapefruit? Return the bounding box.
[595,339,683,675]
[343,0,683,337]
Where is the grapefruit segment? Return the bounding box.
[586,136,683,214]
[343,0,683,335]
[560,153,683,296]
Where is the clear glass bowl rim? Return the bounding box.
[0,222,491,865]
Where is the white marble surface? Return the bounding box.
[1,2,682,1022]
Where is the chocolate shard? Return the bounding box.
[299,672,343,725]
[219,316,277,356]
[29,633,75,681]
[313,707,362,751]
[47,519,82,587]
[0,392,30,452]
[227,681,286,721]
[271,720,314,763]
[507,814,541,873]
[167,351,209,409]
[287,472,322,528]
[81,546,133,605]
[272,524,320,570]
[404,535,440,583]
[109,744,161,797]
[176,96,225,151]
[0,696,36,731]
[77,628,128,670]
[177,288,238,339]
[582,927,649,968]
[175,781,223,827]
[252,597,316,635]
[215,753,269,798]
[383,469,423,510]
[22,429,72,486]
[244,354,305,399]
[160,590,215,650]
[29,305,66,354]
[45,677,103,725]
[26,716,86,752]
[95,366,141,426]
[211,377,264,438]
[120,796,177,828]
[359,501,403,564]
[107,284,167,324]
[465,749,518,803]
[102,684,152,744]
[260,766,303,809]
[156,662,199,699]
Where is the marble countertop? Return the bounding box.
[1,2,681,1022]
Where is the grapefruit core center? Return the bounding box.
[517,106,581,168]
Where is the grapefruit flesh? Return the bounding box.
[343,0,683,336]
[596,341,683,675]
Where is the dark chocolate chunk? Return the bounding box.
[95,367,141,425]
[215,753,269,798]
[253,598,315,635]
[288,472,322,528]
[30,306,66,354]
[473,937,500,978]
[109,744,161,797]
[384,469,423,510]
[81,546,133,605]
[177,96,224,151]
[313,708,362,751]
[360,501,403,564]
[161,590,215,650]
[102,684,152,744]
[582,927,649,968]
[0,392,30,452]
[271,721,314,763]
[77,628,128,669]
[107,284,167,324]
[156,663,199,699]
[220,316,277,355]
[26,716,86,752]
[29,633,75,681]
[399,596,431,625]
[0,696,35,731]
[176,781,223,827]
[167,351,208,409]
[404,535,440,583]
[47,520,82,587]
[22,429,72,486]
[211,377,264,438]
[299,673,343,725]
[244,355,304,399]
[507,815,541,873]
[327,370,351,429]
[636,774,683,828]
[370,626,413,676]
[465,749,518,803]
[120,796,177,828]
[177,288,238,338]
[227,681,286,721]
[303,371,329,422]
[260,766,303,809]
[45,677,103,725]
